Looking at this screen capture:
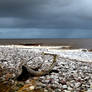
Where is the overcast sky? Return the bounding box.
[0,0,92,38]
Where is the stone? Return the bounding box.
[62,85,67,89]
[0,45,92,92]
[68,87,73,91]
[29,86,35,90]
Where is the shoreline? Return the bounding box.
[0,39,91,49]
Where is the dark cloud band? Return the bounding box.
[0,0,92,29]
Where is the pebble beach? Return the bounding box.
[0,45,92,92]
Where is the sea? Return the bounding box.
[0,39,92,49]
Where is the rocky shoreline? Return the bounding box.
[0,45,92,92]
[38,57,92,92]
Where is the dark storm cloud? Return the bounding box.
[0,0,92,29]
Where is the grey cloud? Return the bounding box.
[0,0,92,29]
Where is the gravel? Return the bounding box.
[0,45,92,92]
[38,56,92,92]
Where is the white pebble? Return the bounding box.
[29,86,35,90]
